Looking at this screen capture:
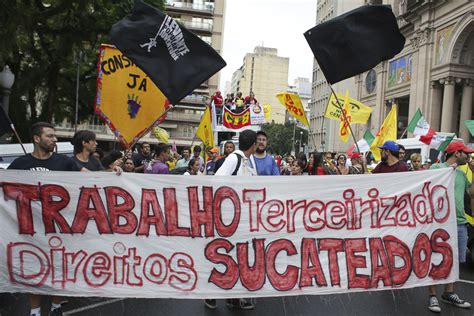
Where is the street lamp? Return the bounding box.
[0,65,15,114]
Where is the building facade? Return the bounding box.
[56,0,226,150]
[231,46,289,124]
[310,0,474,153]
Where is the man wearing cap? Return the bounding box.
[253,131,280,176]
[372,140,409,173]
[205,147,219,175]
[426,141,473,312]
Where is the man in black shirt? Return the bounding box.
[71,130,105,171]
[132,142,152,173]
[8,122,80,172]
[7,122,80,315]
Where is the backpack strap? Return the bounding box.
[232,153,242,175]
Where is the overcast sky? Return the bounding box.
[219,0,317,91]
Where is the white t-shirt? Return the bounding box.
[215,150,257,176]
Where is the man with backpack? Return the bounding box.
[208,129,257,310]
[215,130,257,176]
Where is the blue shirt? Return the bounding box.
[254,154,280,176]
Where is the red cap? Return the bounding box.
[445,141,474,154]
[350,152,361,159]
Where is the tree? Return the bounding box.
[0,0,165,141]
[261,121,308,156]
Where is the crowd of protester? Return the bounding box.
[2,121,474,315]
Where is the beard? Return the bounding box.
[381,155,388,163]
[256,147,265,154]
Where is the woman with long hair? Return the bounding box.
[335,154,349,175]
[309,152,326,175]
[184,158,200,175]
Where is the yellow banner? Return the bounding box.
[326,93,373,124]
[196,106,215,148]
[95,44,169,148]
[338,91,352,143]
[276,93,309,127]
[370,105,398,161]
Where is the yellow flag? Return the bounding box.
[196,106,215,148]
[152,126,169,144]
[95,45,169,148]
[263,104,271,121]
[276,93,309,127]
[326,93,373,124]
[338,91,352,143]
[370,105,398,161]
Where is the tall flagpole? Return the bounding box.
[328,86,362,155]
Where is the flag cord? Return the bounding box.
[328,85,366,173]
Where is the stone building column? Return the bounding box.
[459,79,473,141]
[440,77,456,132]
[429,80,443,131]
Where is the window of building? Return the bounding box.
[365,69,377,94]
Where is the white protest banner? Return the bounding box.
[0,169,457,298]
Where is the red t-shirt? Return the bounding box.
[372,161,409,173]
[212,94,223,107]
[316,166,326,175]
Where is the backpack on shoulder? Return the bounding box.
[170,167,189,175]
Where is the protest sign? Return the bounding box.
[95,44,170,148]
[0,169,457,298]
[249,103,265,125]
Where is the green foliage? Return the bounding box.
[0,0,165,140]
[261,121,308,156]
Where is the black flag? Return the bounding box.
[0,104,12,135]
[304,5,405,85]
[109,1,226,105]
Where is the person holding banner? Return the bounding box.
[132,142,153,173]
[335,154,349,175]
[183,158,200,175]
[427,142,473,312]
[71,130,105,171]
[145,143,170,175]
[192,145,205,173]
[308,152,327,175]
[211,129,257,309]
[215,129,257,177]
[7,122,82,316]
[254,131,279,176]
[371,141,408,174]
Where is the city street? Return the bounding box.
[2,262,474,316]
